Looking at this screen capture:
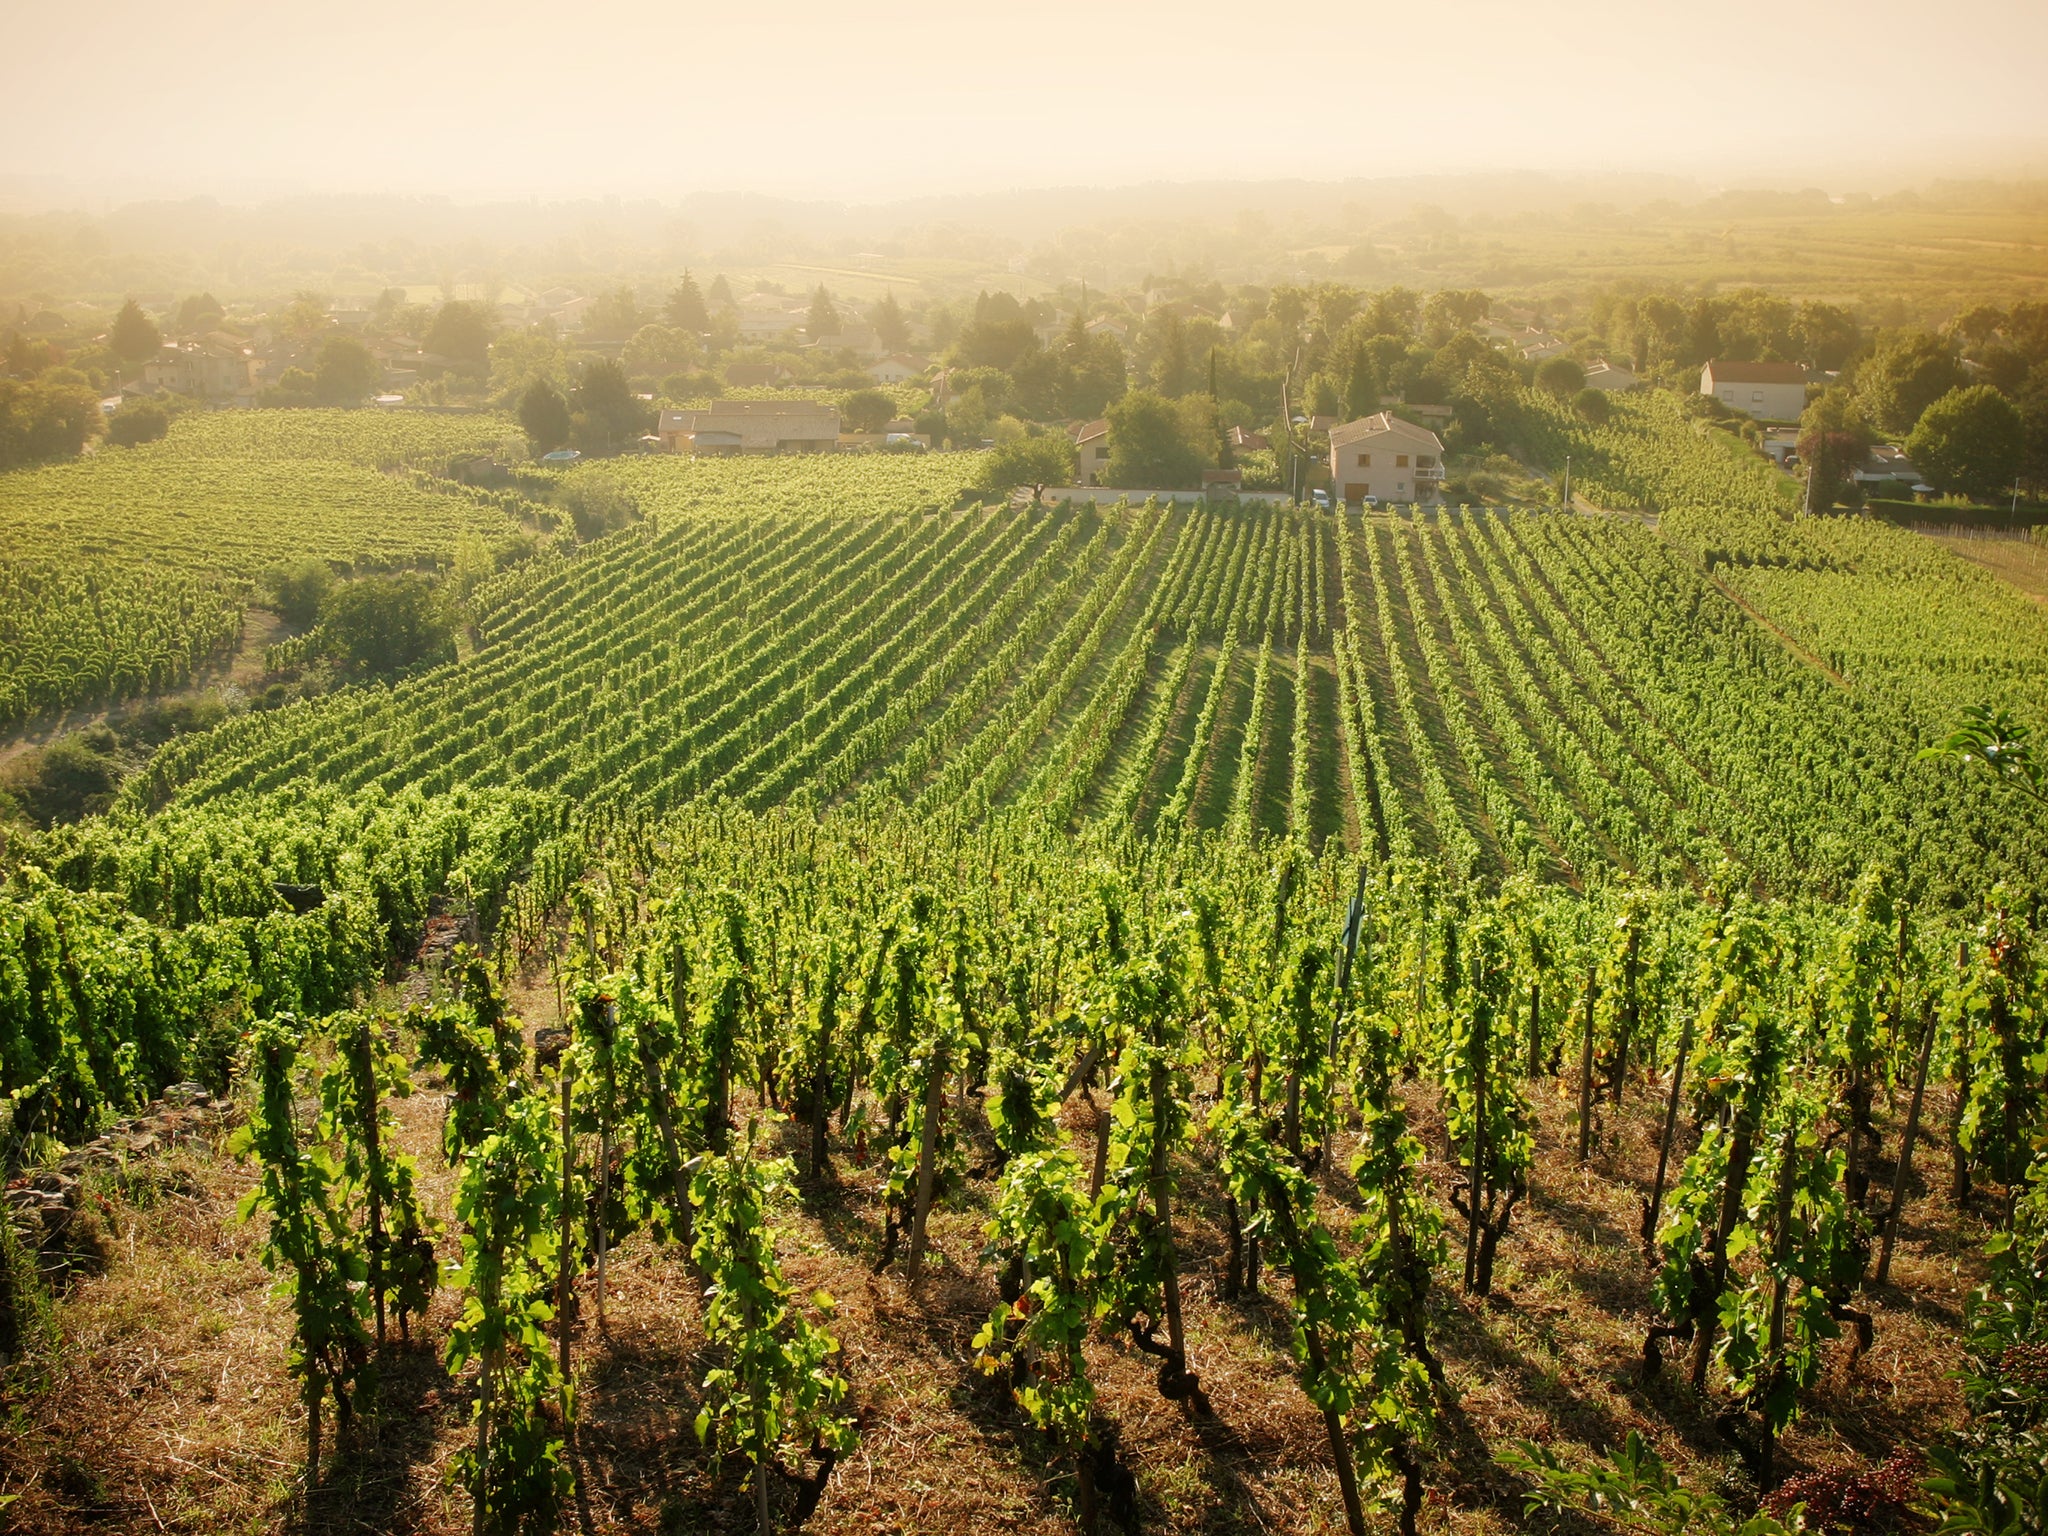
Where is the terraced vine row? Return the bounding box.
[132,492,2040,904]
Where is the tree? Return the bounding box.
[872,292,911,350]
[1422,289,1489,346]
[0,378,101,468]
[621,324,699,378]
[106,399,170,447]
[2018,368,2048,493]
[1856,330,1965,435]
[424,301,493,370]
[1,726,125,826]
[320,574,455,676]
[664,272,710,334]
[312,336,380,406]
[281,290,330,339]
[571,358,651,452]
[975,435,1077,502]
[1341,344,1380,420]
[174,292,225,332]
[1105,390,1209,489]
[490,331,571,407]
[1149,311,1195,397]
[1797,387,1874,511]
[556,479,640,541]
[1907,385,2023,501]
[109,299,161,364]
[807,286,841,342]
[841,389,896,434]
[1573,388,1611,425]
[583,286,642,341]
[264,560,333,628]
[1792,301,1861,372]
[520,379,573,454]
[953,296,1037,371]
[1535,356,1586,398]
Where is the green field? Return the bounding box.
[0,411,521,726]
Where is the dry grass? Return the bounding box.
[1921,527,2048,603]
[0,1037,1987,1535]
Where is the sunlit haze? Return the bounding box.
[7,0,2048,204]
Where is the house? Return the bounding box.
[1227,426,1270,453]
[1084,317,1130,344]
[1701,360,1808,422]
[812,324,882,358]
[1852,444,1923,491]
[143,341,259,402]
[1582,360,1639,391]
[736,294,808,341]
[868,353,928,385]
[1511,328,1568,362]
[1073,418,1111,486]
[1327,413,1445,505]
[657,400,840,455]
[1398,400,1455,432]
[1309,414,1338,435]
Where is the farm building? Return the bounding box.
[658,400,840,455]
[868,353,929,385]
[1327,413,1445,505]
[1701,359,1808,421]
[143,341,259,403]
[1072,418,1111,485]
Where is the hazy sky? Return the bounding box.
[8,0,2047,203]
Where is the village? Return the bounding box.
[7,259,2020,512]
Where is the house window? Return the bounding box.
[1751,391,1764,402]
[1418,455,1435,468]
[1357,453,1370,467]
[1396,454,1409,468]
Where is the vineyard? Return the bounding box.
[0,411,521,726]
[1522,389,2048,726]
[0,798,2041,1536]
[1,396,2046,1535]
[131,493,2043,905]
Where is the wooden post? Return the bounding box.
[906,1042,948,1284]
[1875,999,1937,1286]
[1644,1013,1695,1252]
[357,1019,387,1351]
[557,1057,575,1391]
[1575,969,1600,1162]
[1463,998,1488,1293]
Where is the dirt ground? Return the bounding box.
[0,992,1985,1536]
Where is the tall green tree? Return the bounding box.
[1856,330,1965,435]
[1105,390,1209,489]
[424,301,493,370]
[312,336,380,406]
[109,299,161,364]
[664,271,710,333]
[518,378,573,454]
[320,574,455,677]
[872,291,911,350]
[1797,387,1874,510]
[571,358,650,451]
[1907,385,2024,501]
[807,286,841,342]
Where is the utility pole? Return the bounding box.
[1562,454,1571,512]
